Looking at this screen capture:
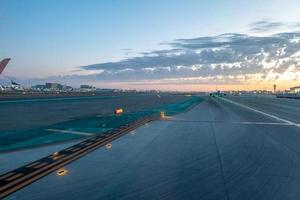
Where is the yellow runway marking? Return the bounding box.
[25,162,40,168]
[6,173,23,181]
[51,154,65,160]
[0,172,15,180]
[71,148,81,152]
[34,163,48,169]
[65,147,74,151]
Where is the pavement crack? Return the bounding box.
[209,105,231,200]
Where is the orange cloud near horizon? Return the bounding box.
[90,80,300,92]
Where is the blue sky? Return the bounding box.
[1,0,300,91]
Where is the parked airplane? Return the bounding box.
[0,58,10,75]
[0,58,23,91]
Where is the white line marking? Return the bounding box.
[220,98,300,128]
[46,129,94,136]
[235,122,291,125]
[165,119,291,125]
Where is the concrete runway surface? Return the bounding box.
[4,96,300,200]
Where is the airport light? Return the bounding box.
[160,111,165,118]
[52,152,60,160]
[56,168,68,176]
[106,143,112,149]
[114,108,123,115]
[52,156,59,160]
[130,130,136,135]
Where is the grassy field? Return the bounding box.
[0,94,203,152]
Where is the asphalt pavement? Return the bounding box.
[4,96,300,200]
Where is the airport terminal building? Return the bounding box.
[290,86,300,94]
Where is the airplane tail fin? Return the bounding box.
[0,58,11,75]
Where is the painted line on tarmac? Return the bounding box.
[236,121,291,125]
[46,129,94,136]
[164,119,291,125]
[0,95,121,104]
[220,97,300,128]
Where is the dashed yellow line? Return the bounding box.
[71,147,81,152]
[26,162,40,168]
[65,147,74,151]
[34,163,48,169]
[0,172,15,180]
[6,173,23,181]
[51,154,65,160]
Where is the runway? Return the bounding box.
[0,115,159,199]
[3,96,300,200]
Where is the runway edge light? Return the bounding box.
[56,168,68,176]
[114,108,123,115]
[160,111,165,118]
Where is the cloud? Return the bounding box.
[249,20,284,33]
[41,27,300,88]
[78,31,299,79]
[291,22,300,28]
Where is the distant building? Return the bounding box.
[45,83,63,90]
[80,85,95,89]
[32,83,73,92]
[79,85,96,92]
[62,85,73,91]
[32,85,45,90]
[289,86,300,94]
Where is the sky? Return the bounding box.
[1,0,300,91]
